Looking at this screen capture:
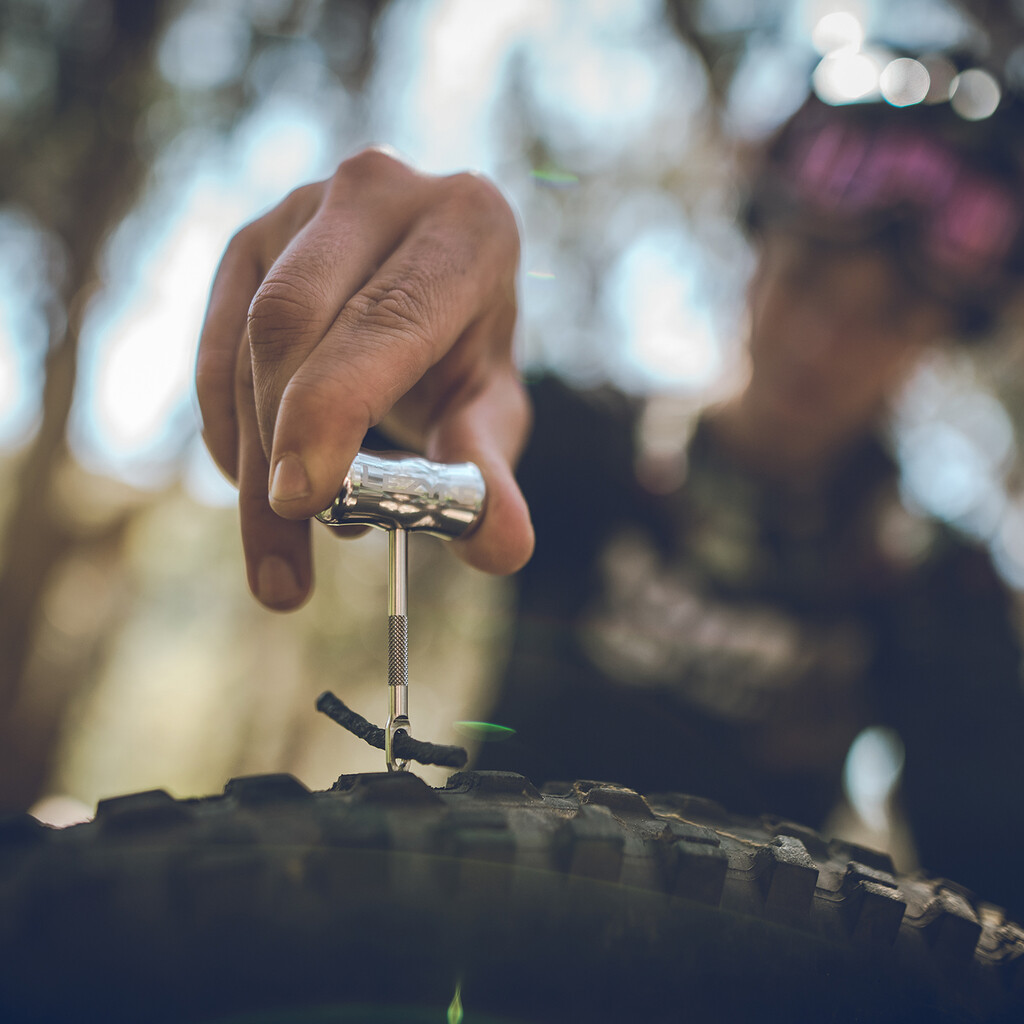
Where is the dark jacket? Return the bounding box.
[479,376,1024,917]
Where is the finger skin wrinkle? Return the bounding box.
[248,277,330,354]
[274,223,363,298]
[342,223,479,350]
[344,281,435,353]
[324,322,442,429]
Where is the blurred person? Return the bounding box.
[196,85,1024,914]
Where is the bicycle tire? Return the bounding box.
[1,769,1022,1023]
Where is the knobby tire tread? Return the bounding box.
[1,770,1022,1023]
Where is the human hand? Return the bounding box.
[196,149,534,610]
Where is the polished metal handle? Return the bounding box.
[315,451,486,538]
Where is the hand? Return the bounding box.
[196,149,534,610]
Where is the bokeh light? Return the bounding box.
[880,57,930,106]
[843,726,905,832]
[725,37,813,137]
[812,48,883,104]
[372,0,546,174]
[895,356,1017,543]
[811,11,865,55]
[157,4,251,90]
[950,67,1001,120]
[607,229,722,391]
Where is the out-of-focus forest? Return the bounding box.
[3,0,1024,831]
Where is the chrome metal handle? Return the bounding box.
[315,451,486,538]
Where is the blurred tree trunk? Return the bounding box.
[0,0,177,811]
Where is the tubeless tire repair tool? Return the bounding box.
[316,451,486,771]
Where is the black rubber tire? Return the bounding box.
[1,770,1022,1023]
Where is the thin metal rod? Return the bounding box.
[389,526,408,617]
[386,527,410,772]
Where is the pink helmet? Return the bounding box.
[744,62,1024,336]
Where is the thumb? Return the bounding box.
[426,371,534,576]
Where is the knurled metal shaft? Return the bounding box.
[388,614,408,690]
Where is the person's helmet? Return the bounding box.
[743,52,1024,338]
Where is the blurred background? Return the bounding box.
[3,0,1024,856]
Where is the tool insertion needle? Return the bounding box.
[386,525,410,772]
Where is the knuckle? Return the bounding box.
[333,146,415,186]
[345,279,433,346]
[247,276,320,352]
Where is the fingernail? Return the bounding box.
[269,453,310,504]
[257,556,303,607]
